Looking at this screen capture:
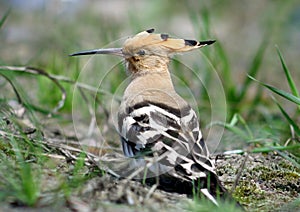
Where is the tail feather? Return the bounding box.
[200,188,219,206]
[144,165,241,208]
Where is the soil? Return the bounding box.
[0,109,299,212]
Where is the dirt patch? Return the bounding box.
[215,153,300,211]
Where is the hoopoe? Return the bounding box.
[70,29,229,205]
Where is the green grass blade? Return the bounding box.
[224,145,300,168]
[248,75,300,105]
[276,46,300,112]
[235,114,254,140]
[20,163,39,206]
[215,42,233,96]
[238,38,268,101]
[0,8,10,29]
[72,151,86,176]
[251,144,300,153]
[274,99,300,135]
[10,137,39,206]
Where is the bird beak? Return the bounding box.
[69,47,123,57]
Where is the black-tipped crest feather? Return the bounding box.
[184,39,198,46]
[146,28,155,33]
[199,40,216,46]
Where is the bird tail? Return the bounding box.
[147,169,241,208]
[192,171,234,206]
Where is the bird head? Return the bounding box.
[121,28,215,57]
[70,29,215,74]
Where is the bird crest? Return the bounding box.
[123,28,215,57]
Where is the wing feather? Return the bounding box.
[119,102,214,172]
[118,101,228,205]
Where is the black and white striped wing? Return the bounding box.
[118,101,224,204]
[119,102,214,170]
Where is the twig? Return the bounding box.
[0,66,66,114]
[230,152,249,193]
[0,65,122,101]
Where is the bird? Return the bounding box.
[70,29,231,205]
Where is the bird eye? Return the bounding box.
[137,50,145,55]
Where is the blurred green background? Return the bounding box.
[1,0,300,151]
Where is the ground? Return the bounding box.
[1,113,299,211]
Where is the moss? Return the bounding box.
[251,166,300,182]
[233,181,265,204]
[216,153,300,211]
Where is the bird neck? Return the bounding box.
[126,69,174,92]
[125,55,170,77]
[121,55,190,109]
[122,69,189,111]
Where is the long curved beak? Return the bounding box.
[69,47,123,57]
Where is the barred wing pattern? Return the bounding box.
[119,101,224,204]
